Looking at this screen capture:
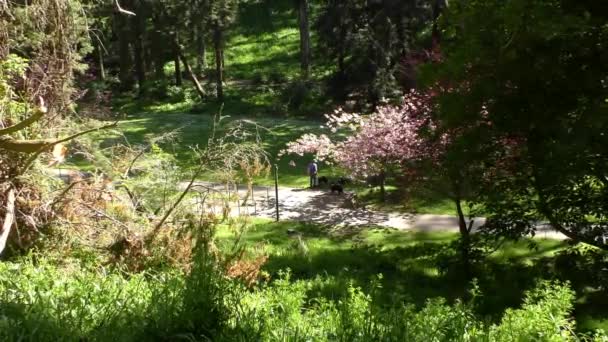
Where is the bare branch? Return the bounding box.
[49,180,83,209]
[115,0,136,16]
[79,201,130,232]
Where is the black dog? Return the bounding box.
[318,176,329,185]
[330,183,344,194]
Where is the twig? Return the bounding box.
[123,148,147,178]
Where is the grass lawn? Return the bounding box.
[217,219,608,333]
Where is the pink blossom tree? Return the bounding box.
[281,90,441,197]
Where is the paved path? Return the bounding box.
[186,182,566,240]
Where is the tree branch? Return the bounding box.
[148,165,204,243]
[0,121,118,153]
[16,121,118,178]
[0,109,45,136]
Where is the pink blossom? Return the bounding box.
[282,91,441,178]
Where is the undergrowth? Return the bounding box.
[1,235,606,341]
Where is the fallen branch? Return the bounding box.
[123,148,147,179]
[0,187,16,255]
[174,38,206,101]
[79,201,130,232]
[49,180,83,209]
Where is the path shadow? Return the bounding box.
[259,188,393,227]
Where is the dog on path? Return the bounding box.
[318,176,329,186]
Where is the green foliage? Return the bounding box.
[0,54,30,122]
[166,85,187,103]
[0,254,599,341]
[489,281,576,341]
[422,0,608,248]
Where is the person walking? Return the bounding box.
[307,159,318,188]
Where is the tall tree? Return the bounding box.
[208,0,238,102]
[132,0,147,90]
[195,21,207,76]
[115,4,135,90]
[174,32,183,86]
[296,0,311,79]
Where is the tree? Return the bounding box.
[296,0,311,79]
[208,0,238,102]
[132,0,148,90]
[116,2,135,90]
[424,0,608,250]
[283,89,489,276]
[315,0,434,104]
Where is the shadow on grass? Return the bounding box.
[232,220,608,327]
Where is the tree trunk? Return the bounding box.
[152,15,165,80]
[95,42,106,81]
[144,43,153,77]
[0,187,16,255]
[297,0,311,80]
[133,14,146,91]
[221,49,225,71]
[175,38,206,101]
[379,170,386,201]
[455,195,471,280]
[213,27,224,102]
[195,23,206,75]
[117,12,134,90]
[174,50,182,86]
